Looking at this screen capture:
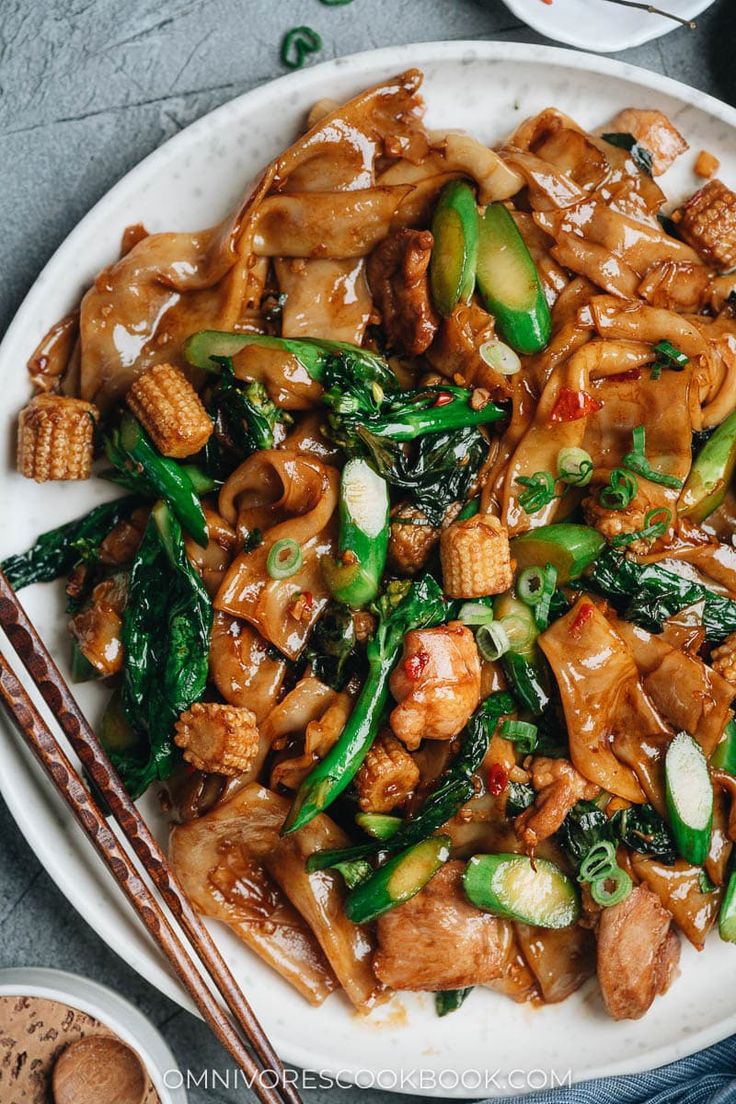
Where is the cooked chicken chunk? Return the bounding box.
[366,228,439,355]
[710,631,736,686]
[596,885,680,1020]
[515,757,600,852]
[675,179,736,269]
[389,622,481,750]
[373,862,511,990]
[604,109,688,177]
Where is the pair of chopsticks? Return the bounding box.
[0,569,303,1104]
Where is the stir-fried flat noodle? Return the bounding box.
[14,68,736,1022]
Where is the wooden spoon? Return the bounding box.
[52,1035,148,1104]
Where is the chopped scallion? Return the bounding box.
[458,601,495,626]
[500,719,538,754]
[599,469,638,511]
[267,538,303,578]
[476,621,511,662]
[557,447,594,487]
[517,566,545,607]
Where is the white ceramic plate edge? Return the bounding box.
[501,0,717,53]
[2,41,736,1096]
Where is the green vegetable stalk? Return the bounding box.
[1,495,141,590]
[510,523,605,586]
[430,180,479,317]
[282,575,447,834]
[118,500,212,797]
[475,202,552,355]
[493,593,551,716]
[321,458,390,608]
[106,413,208,545]
[343,835,451,924]
[678,409,736,523]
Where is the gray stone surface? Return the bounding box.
[0,1,734,1101]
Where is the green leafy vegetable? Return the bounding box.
[365,425,489,527]
[118,501,212,797]
[435,988,474,1017]
[601,132,654,176]
[204,359,290,476]
[585,547,736,641]
[557,801,614,867]
[614,803,676,863]
[2,496,141,590]
[303,602,362,691]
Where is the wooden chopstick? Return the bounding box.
[0,571,303,1104]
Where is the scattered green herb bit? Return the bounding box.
[281,26,323,69]
[119,501,212,798]
[517,566,545,607]
[332,858,373,890]
[517,470,559,515]
[500,719,538,755]
[700,870,717,894]
[435,989,473,1017]
[578,839,632,908]
[610,506,671,548]
[1,496,141,590]
[620,425,684,489]
[476,621,511,661]
[600,469,638,511]
[601,132,654,177]
[585,547,736,640]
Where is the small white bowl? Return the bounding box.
[0,968,187,1103]
[502,0,717,53]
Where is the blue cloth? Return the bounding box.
[492,1034,736,1104]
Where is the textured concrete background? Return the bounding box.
[1,1,735,1101]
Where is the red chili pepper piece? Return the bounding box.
[570,601,594,637]
[487,763,508,796]
[302,591,314,612]
[404,649,430,681]
[432,392,454,408]
[549,388,604,423]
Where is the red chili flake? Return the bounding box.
[432,392,454,408]
[487,763,508,796]
[404,649,430,681]
[301,591,314,612]
[549,388,604,423]
[570,602,594,637]
[607,368,642,383]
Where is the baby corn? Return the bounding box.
[17,394,98,482]
[127,362,213,458]
[440,513,512,598]
[355,731,420,813]
[174,701,259,776]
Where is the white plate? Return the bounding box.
[502,0,717,53]
[2,41,736,1099]
[0,968,187,1103]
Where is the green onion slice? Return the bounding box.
[534,563,557,631]
[610,506,672,549]
[590,868,633,908]
[479,339,522,377]
[500,719,538,754]
[458,601,495,626]
[476,622,511,662]
[579,840,618,883]
[517,470,559,515]
[621,425,684,490]
[517,566,545,607]
[266,538,303,579]
[599,469,638,511]
[281,26,323,69]
[557,447,594,488]
[499,613,536,652]
[653,340,689,370]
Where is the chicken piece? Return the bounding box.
[675,180,736,269]
[440,513,513,599]
[710,631,736,686]
[596,885,680,1020]
[127,361,213,458]
[174,701,259,776]
[582,492,655,556]
[355,732,420,813]
[17,394,98,482]
[68,575,127,678]
[373,861,512,990]
[387,506,440,576]
[604,109,688,177]
[366,228,439,355]
[514,757,600,853]
[98,507,149,566]
[389,622,481,750]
